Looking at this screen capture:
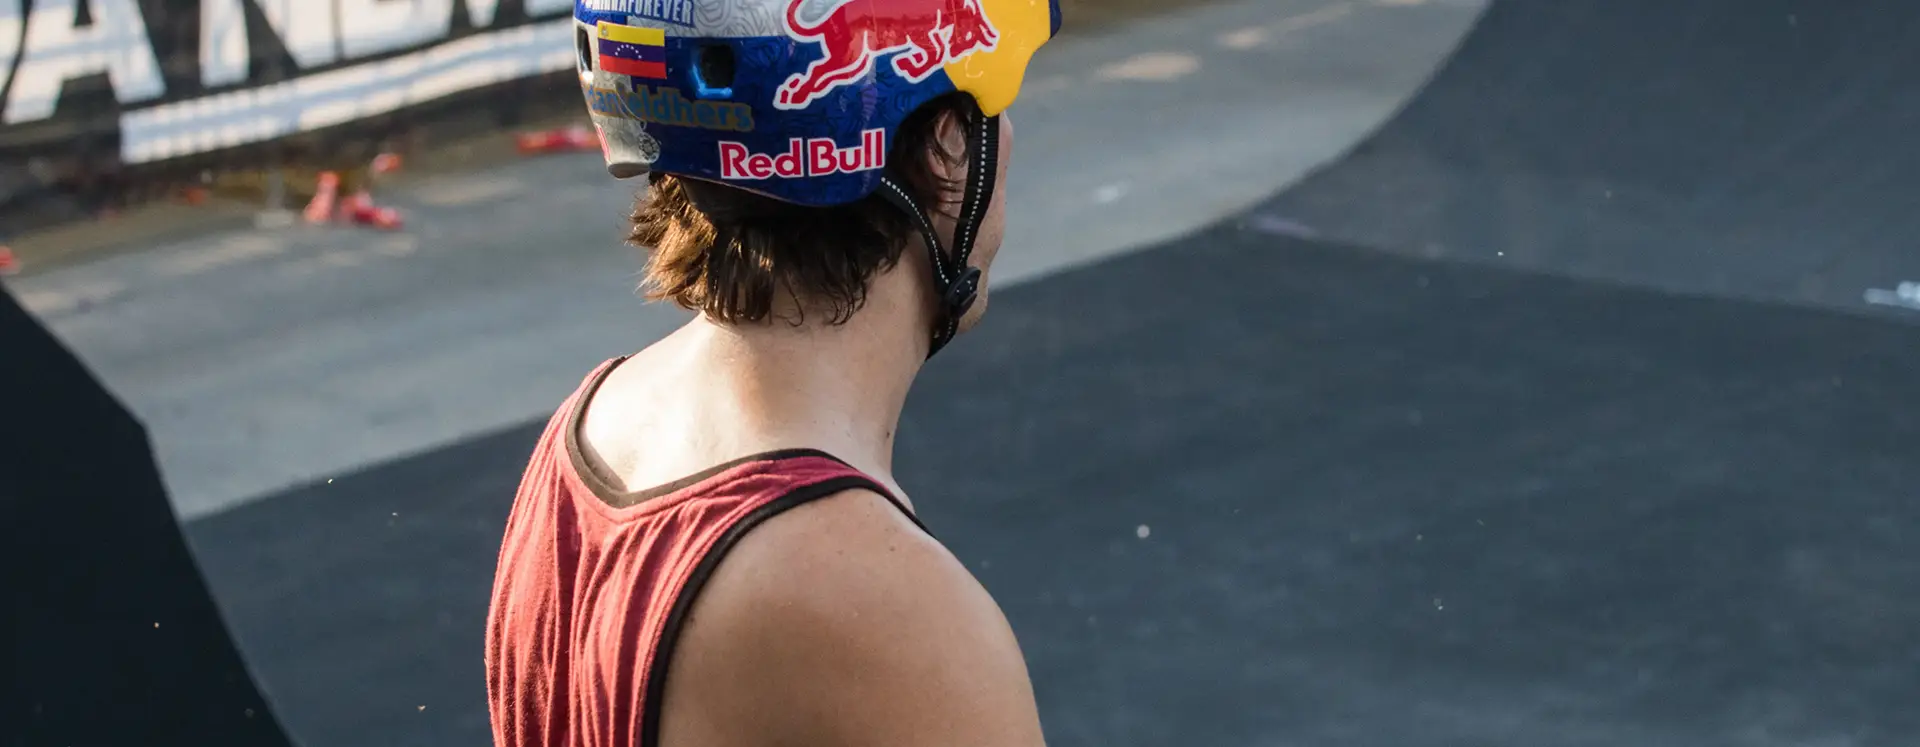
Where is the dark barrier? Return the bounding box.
[1,285,297,746]
[0,0,589,237]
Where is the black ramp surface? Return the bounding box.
[187,223,1920,747]
[1264,0,1920,321]
[187,423,541,747]
[0,286,295,747]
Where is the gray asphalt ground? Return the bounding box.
[1263,0,1920,323]
[16,0,1920,745]
[185,221,1920,747]
[7,0,1486,520]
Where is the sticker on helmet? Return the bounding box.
[775,0,1001,110]
[718,129,886,180]
[582,0,697,27]
[597,22,668,79]
[633,129,663,163]
[587,86,756,132]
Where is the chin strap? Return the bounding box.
[875,101,1002,360]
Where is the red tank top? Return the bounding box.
[484,358,926,747]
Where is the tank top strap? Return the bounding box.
[635,451,932,747]
[562,356,929,537]
[564,356,629,437]
[748,450,932,539]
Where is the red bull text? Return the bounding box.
[775,0,1000,110]
[718,129,886,180]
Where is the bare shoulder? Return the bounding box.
[658,486,1047,747]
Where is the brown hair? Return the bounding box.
[628,93,973,326]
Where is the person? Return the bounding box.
[485,1,1062,745]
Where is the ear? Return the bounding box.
[920,108,972,213]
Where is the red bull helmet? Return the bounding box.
[574,0,1059,203]
[574,0,1062,356]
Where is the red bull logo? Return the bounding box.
[718,128,887,180]
[775,0,1001,110]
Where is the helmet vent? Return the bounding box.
[576,26,595,72]
[694,44,736,97]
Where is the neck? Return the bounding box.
[681,254,936,481]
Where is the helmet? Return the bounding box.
[572,0,1063,357]
[572,0,1060,205]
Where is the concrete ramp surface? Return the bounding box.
[10,1,1919,746]
[1265,0,1920,320]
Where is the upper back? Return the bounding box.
[485,358,1045,747]
[483,358,926,747]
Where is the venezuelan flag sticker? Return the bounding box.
[597,22,667,80]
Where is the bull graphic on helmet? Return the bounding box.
[775,0,1001,111]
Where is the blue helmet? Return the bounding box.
[573,0,1061,355]
[573,0,1060,204]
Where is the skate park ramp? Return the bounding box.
[1,285,295,747]
[15,0,1920,745]
[1262,0,1920,319]
[185,227,1920,747]
[180,1,1916,746]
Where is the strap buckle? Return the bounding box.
[944,266,982,320]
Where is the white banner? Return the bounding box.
[0,0,579,164]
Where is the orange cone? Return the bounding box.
[347,202,404,231]
[0,246,19,276]
[343,189,404,230]
[304,171,342,223]
[340,188,373,216]
[371,152,403,175]
[517,125,600,155]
